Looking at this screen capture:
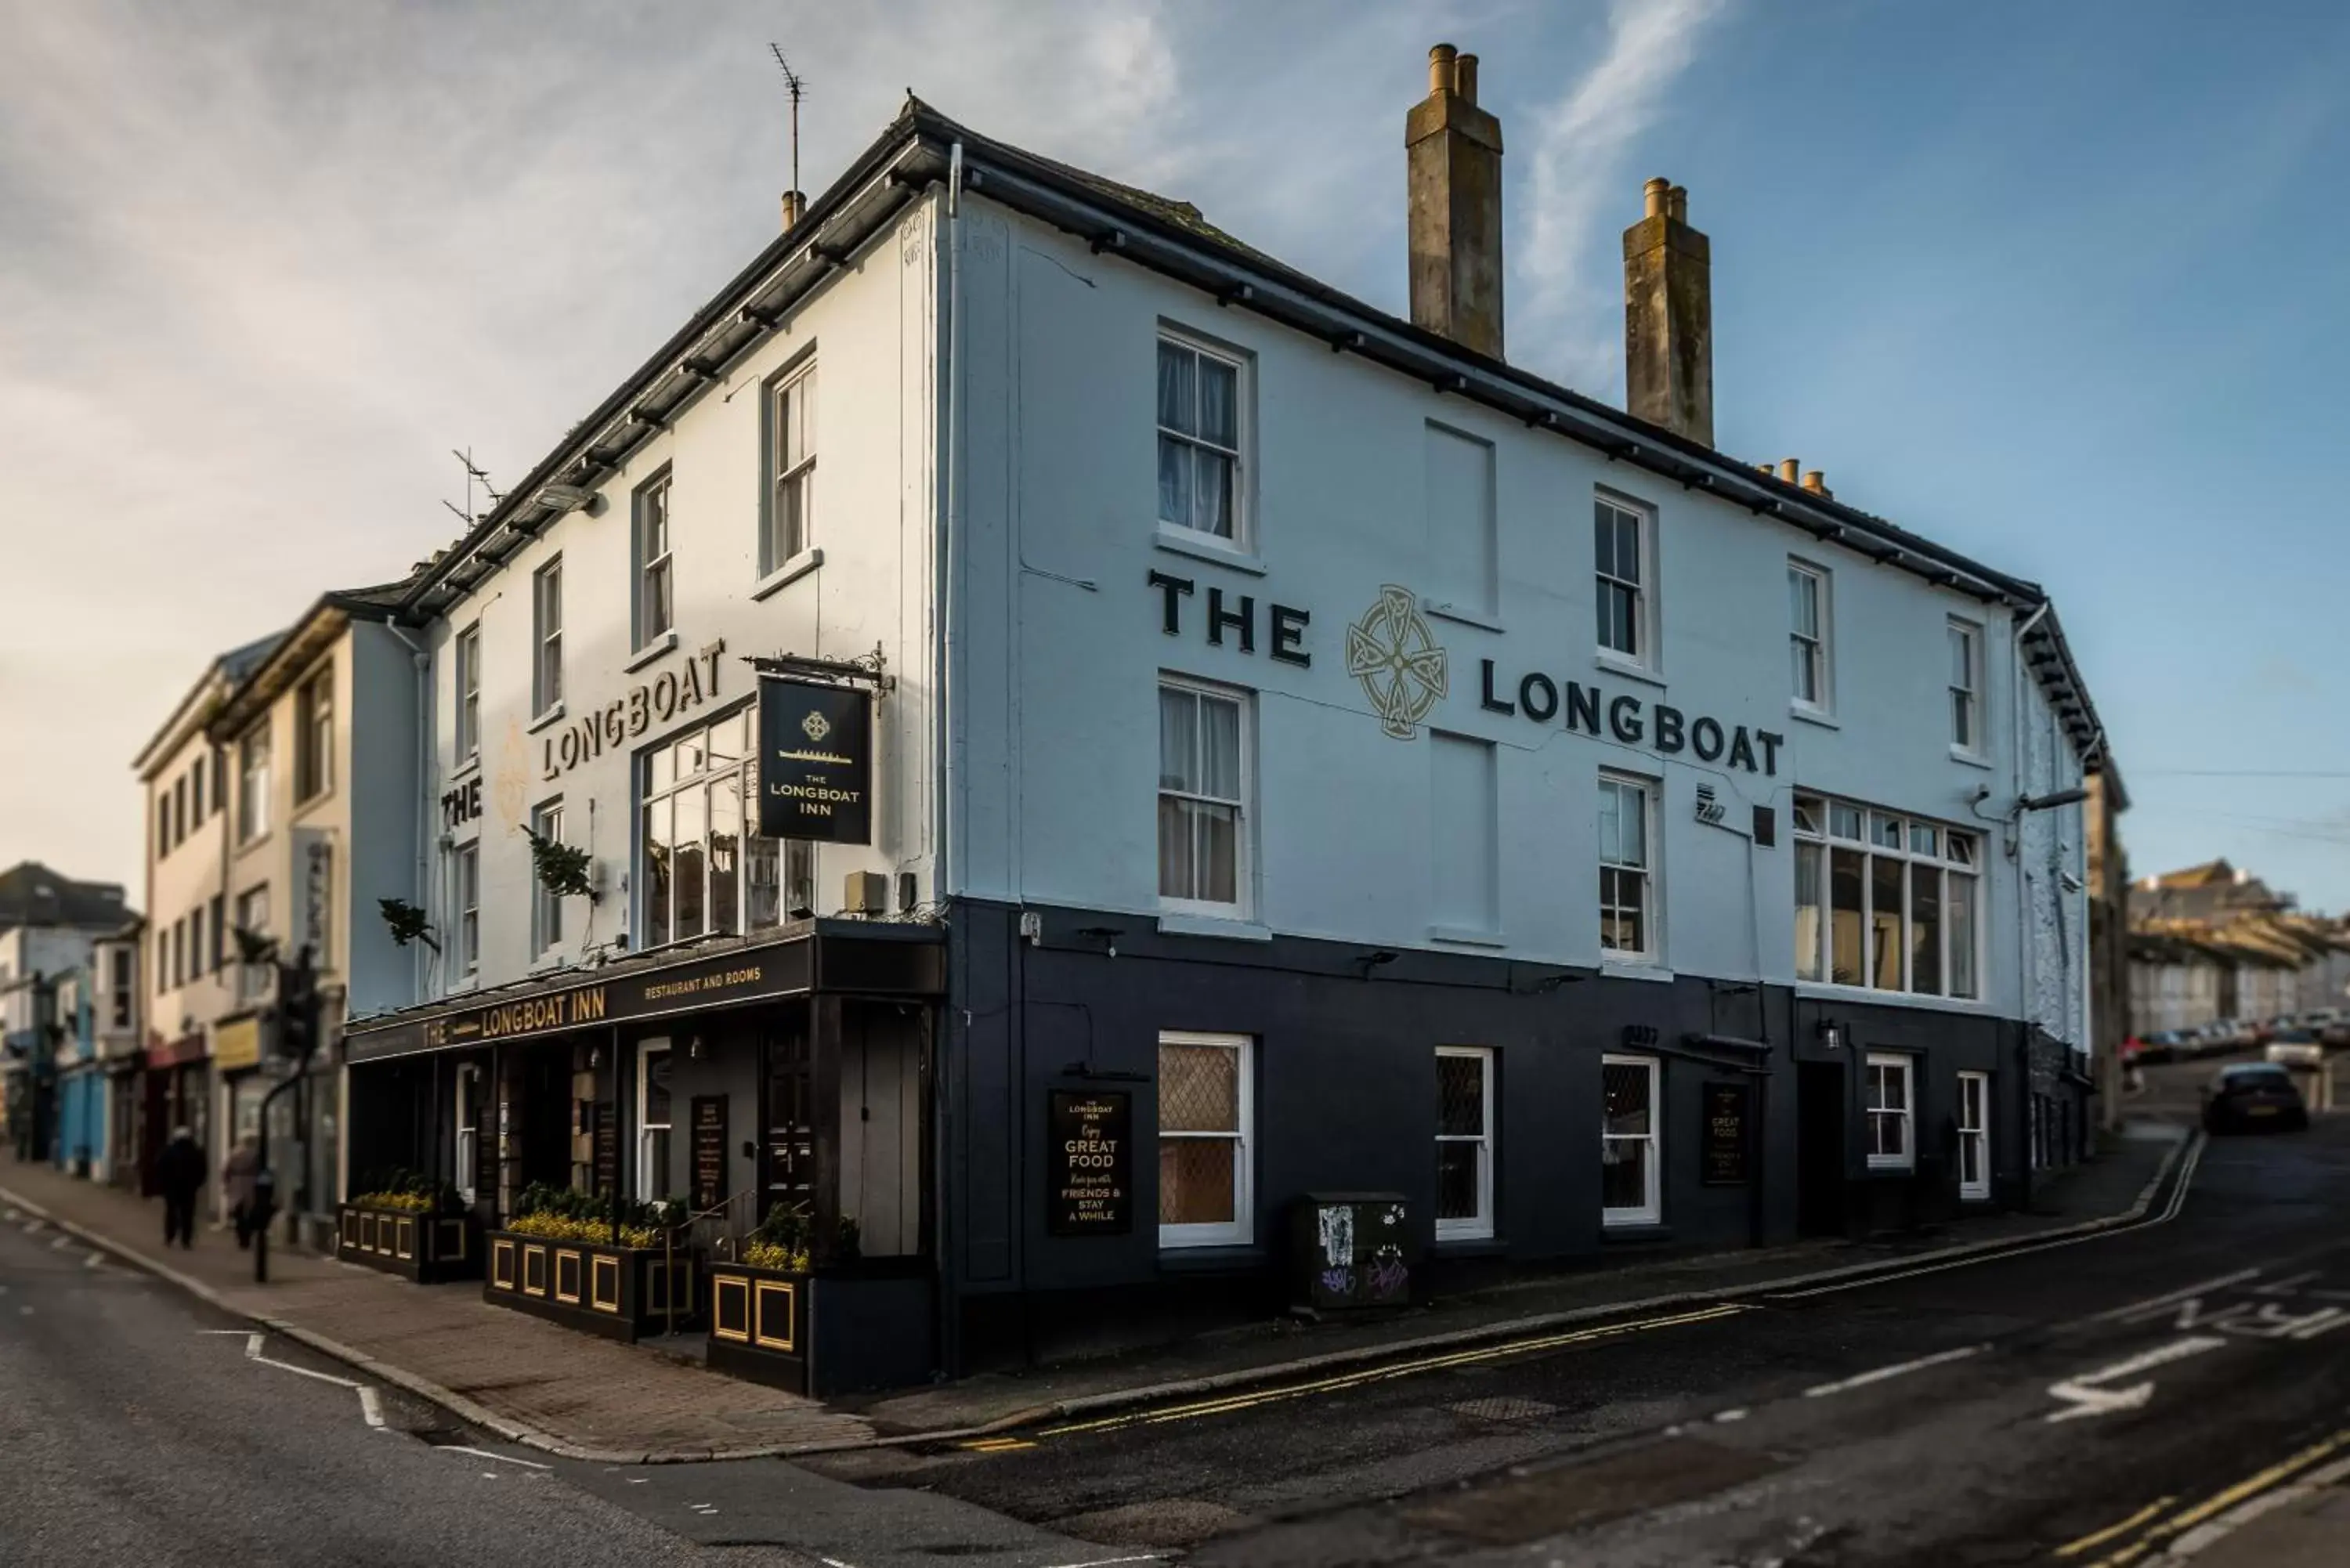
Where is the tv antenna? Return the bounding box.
[768,44,805,199]
[443,447,502,526]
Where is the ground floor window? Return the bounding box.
[636,1040,673,1203]
[1158,1031,1252,1248]
[1957,1070,1990,1200]
[1435,1046,1494,1241]
[454,1063,483,1205]
[1601,1054,1661,1226]
[1866,1053,1914,1170]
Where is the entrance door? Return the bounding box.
[762,1010,815,1218]
[1796,1060,1848,1237]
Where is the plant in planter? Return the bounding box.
[507,1183,684,1248]
[377,898,439,952]
[522,828,598,902]
[349,1168,461,1214]
[736,1206,860,1271]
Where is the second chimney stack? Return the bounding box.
[1407,43,1506,359]
[1623,176,1714,447]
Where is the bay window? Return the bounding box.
[639,705,805,948]
[1794,793,1979,999]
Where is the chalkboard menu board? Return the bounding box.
[1047,1090,1131,1235]
[590,1102,617,1196]
[691,1096,728,1215]
[1701,1082,1751,1186]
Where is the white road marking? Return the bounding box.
[83,1252,105,1270]
[1802,1343,1987,1399]
[49,1234,74,1251]
[359,1388,385,1429]
[2098,1267,2265,1323]
[201,1328,385,1431]
[2251,1270,2323,1296]
[24,1218,45,1232]
[1038,1557,1165,1568]
[819,1556,860,1568]
[436,1446,551,1469]
[2044,1335,2226,1423]
[1712,1407,1749,1422]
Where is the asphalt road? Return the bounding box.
[801,1078,2350,1566]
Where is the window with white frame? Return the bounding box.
[172,774,187,851]
[234,885,270,1003]
[155,793,171,859]
[295,663,333,804]
[635,471,674,649]
[237,722,270,844]
[454,624,482,762]
[454,1063,482,1205]
[1158,679,1250,916]
[1788,561,1830,712]
[1793,794,1979,998]
[765,361,816,571]
[108,948,133,1029]
[1957,1070,1990,1200]
[531,800,566,957]
[636,1040,674,1203]
[1158,1031,1252,1247]
[1948,618,1981,753]
[1594,494,1650,663]
[1155,332,1245,543]
[533,558,563,717]
[190,755,205,822]
[455,841,479,975]
[1866,1053,1914,1170]
[639,705,802,947]
[187,905,204,991]
[1598,773,1655,959]
[1435,1046,1495,1240]
[1601,1054,1661,1226]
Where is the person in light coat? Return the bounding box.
[222,1133,262,1248]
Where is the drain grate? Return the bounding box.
[1447,1396,1558,1422]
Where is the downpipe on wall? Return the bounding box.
[933,143,965,1378]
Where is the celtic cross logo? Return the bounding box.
[1346,585,1448,740]
[801,709,832,742]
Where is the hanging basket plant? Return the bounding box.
[524,826,598,902]
[378,898,440,952]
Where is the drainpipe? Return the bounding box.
[934,144,965,1379]
[384,621,432,1006]
[2009,601,2049,1197]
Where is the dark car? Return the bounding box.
[2203,1063,2309,1133]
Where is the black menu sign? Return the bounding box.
[1047,1090,1132,1236]
[691,1096,728,1215]
[757,675,873,844]
[1701,1082,1751,1186]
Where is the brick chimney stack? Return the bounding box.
[1407,43,1506,359]
[1623,176,1714,446]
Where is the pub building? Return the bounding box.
[340,50,2109,1384]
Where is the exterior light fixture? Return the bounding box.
[1817,1019,1845,1052]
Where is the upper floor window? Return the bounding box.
[1157,678,1250,916]
[156,793,171,860]
[1594,495,1650,664]
[765,362,816,572]
[295,663,333,804]
[172,774,188,850]
[190,755,205,823]
[234,884,271,1003]
[1789,561,1830,713]
[1793,793,1980,998]
[638,706,800,948]
[454,624,482,762]
[1948,618,1981,754]
[236,722,270,844]
[454,842,479,976]
[533,558,563,717]
[1597,772,1655,960]
[108,948,133,1029]
[1156,333,1244,544]
[635,472,675,649]
[531,800,566,957]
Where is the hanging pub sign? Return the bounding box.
[1047,1089,1132,1236]
[1701,1082,1752,1186]
[757,675,873,844]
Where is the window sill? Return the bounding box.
[1794,981,1990,1016]
[1153,524,1263,575]
[450,754,482,784]
[1426,602,1504,634]
[1434,1230,1501,1252]
[1594,652,1667,690]
[1601,1221,1671,1243]
[1157,912,1272,942]
[526,703,566,735]
[233,831,272,856]
[1789,703,1838,730]
[1601,959,1673,984]
[625,631,680,672]
[1948,746,1994,771]
[750,547,824,600]
[1429,925,1506,948]
[1155,1241,1264,1270]
[1865,1161,1917,1177]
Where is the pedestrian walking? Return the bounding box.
[223,1133,261,1249]
[157,1125,204,1249]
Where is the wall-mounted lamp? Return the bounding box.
[1076,925,1124,959]
[1355,949,1399,980]
[1817,1019,1845,1052]
[2016,786,2089,814]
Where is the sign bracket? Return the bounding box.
[746,645,895,692]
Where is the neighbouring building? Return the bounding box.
[201,581,425,1248]
[2130,858,2292,925]
[0,862,136,1165]
[2085,765,2130,1125]
[132,634,281,1198]
[338,49,2106,1379]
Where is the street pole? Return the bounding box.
[252,945,322,1285]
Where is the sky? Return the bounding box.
[4,0,2348,912]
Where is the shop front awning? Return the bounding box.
[343,919,945,1066]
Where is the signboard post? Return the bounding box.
[756,676,873,844]
[1701,1082,1752,1186]
[1046,1089,1132,1236]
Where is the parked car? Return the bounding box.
[2265,1028,2325,1068]
[2140,1030,2186,1064]
[2204,1062,2310,1133]
[2301,1007,2346,1046]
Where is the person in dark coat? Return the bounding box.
[157,1125,204,1249]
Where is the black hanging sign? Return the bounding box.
[757,676,873,844]
[1047,1090,1132,1236]
[1701,1082,1752,1186]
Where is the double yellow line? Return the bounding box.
[951,1303,1745,1451]
[2054,1422,2350,1565]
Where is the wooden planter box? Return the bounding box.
[703,1258,934,1396]
[337,1203,482,1284]
[483,1230,700,1342]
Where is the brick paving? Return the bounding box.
[0,1159,873,1458]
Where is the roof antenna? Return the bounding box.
[445,447,501,526]
[769,45,806,215]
